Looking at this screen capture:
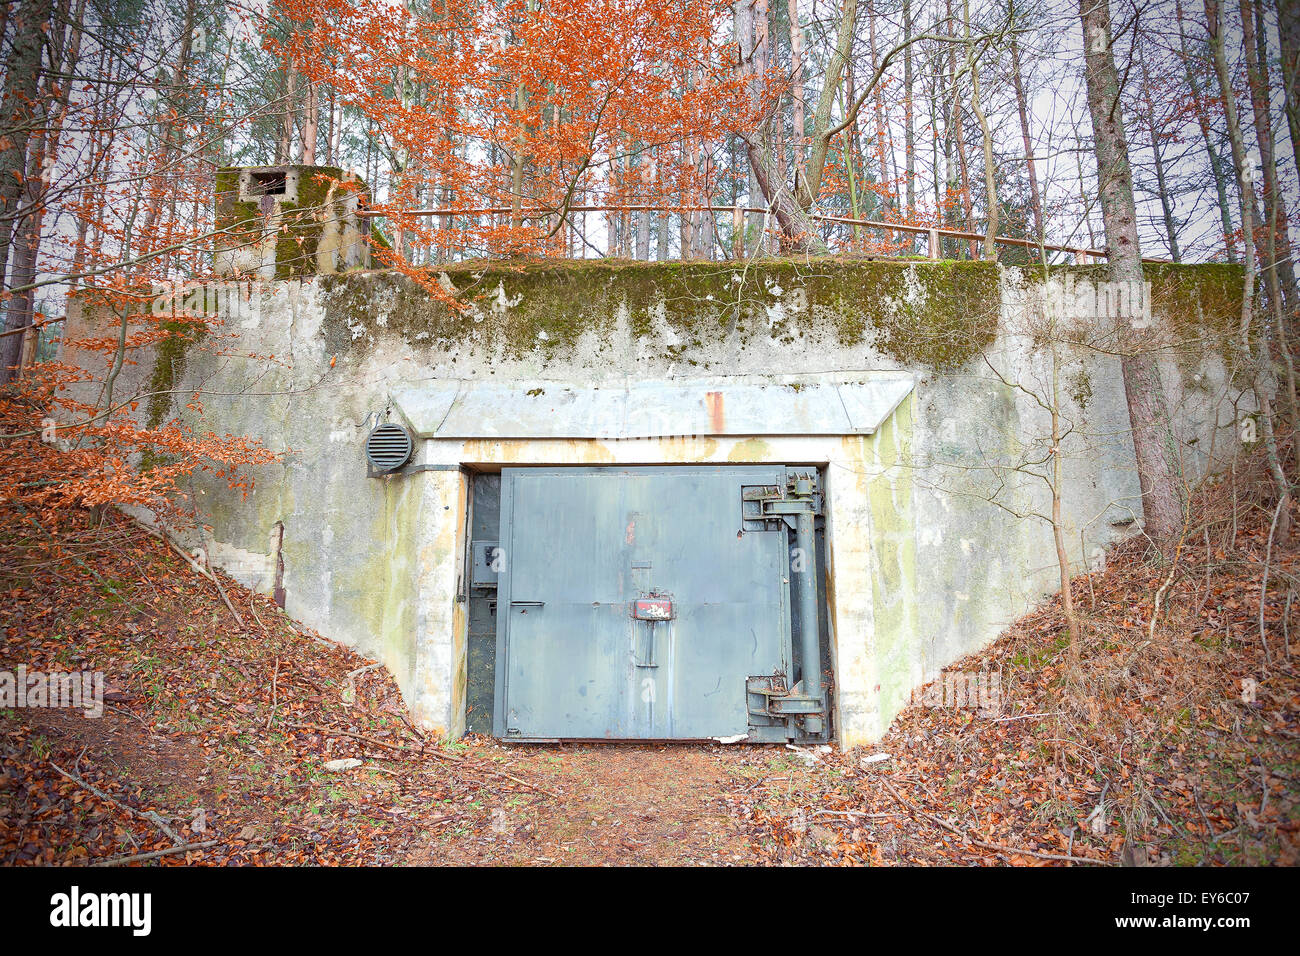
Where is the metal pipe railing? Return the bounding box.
[354,202,1154,262]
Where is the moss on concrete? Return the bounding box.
[275,166,345,280]
[146,319,204,428]
[1144,262,1247,365]
[213,167,262,251]
[1025,261,1247,380]
[318,258,1004,370]
[216,165,364,279]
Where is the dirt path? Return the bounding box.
[416,743,766,865]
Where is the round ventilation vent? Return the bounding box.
[365,422,413,473]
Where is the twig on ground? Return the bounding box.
[49,762,185,846]
[92,840,218,867]
[1259,495,1286,662]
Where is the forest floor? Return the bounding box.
[1,493,1297,867]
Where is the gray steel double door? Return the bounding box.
[493,466,792,740]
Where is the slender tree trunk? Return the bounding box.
[1242,0,1298,310]
[636,155,651,260]
[1241,0,1299,427]
[327,86,340,166]
[942,42,958,248]
[1008,3,1044,244]
[945,0,975,256]
[136,0,195,262]
[277,47,297,165]
[903,0,915,218]
[1080,0,1186,553]
[302,80,319,166]
[789,0,804,160]
[965,0,998,259]
[799,0,858,208]
[1175,0,1238,261]
[1138,51,1181,261]
[1051,329,1082,653]
[867,4,894,216]
[1208,0,1291,541]
[1277,0,1300,173]
[930,50,943,224]
[846,55,867,217]
[510,80,527,234]
[0,0,83,384]
[0,0,54,294]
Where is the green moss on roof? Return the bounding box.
[313,257,1244,372]
[317,257,1004,370]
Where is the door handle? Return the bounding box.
[510,600,545,607]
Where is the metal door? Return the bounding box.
[493,466,791,740]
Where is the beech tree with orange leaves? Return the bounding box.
[0,0,280,535]
[267,0,744,271]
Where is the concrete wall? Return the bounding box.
[60,259,1247,746]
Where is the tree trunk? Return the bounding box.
[789,0,805,166]
[1008,2,1044,245]
[302,81,319,166]
[1080,0,1186,552]
[636,156,651,260]
[965,0,998,260]
[0,0,83,385]
[277,47,297,165]
[946,0,975,257]
[1138,51,1181,261]
[798,0,857,209]
[866,4,894,217]
[1277,0,1300,174]
[1175,0,1236,261]
[903,0,915,218]
[327,86,340,166]
[1241,0,1298,311]
[1241,0,1299,431]
[0,0,54,295]
[1208,0,1291,541]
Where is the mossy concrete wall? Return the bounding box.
[214,165,371,280]
[62,259,1248,745]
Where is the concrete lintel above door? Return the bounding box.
[389,372,915,440]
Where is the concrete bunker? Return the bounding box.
[60,164,1250,749]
